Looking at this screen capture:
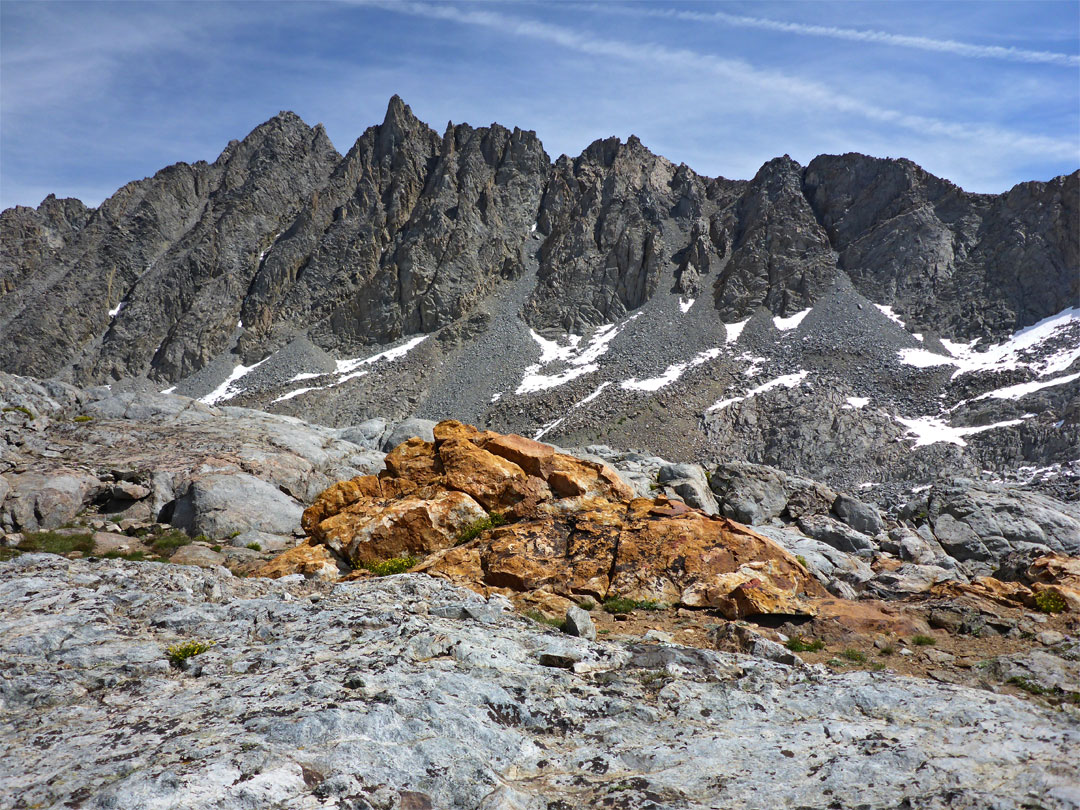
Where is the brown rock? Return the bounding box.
[485,433,555,477]
[301,475,383,535]
[252,540,347,581]
[384,438,444,486]
[438,437,550,510]
[319,489,488,565]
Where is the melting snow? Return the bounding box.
[679,298,696,314]
[108,302,124,318]
[490,392,502,403]
[773,308,811,331]
[534,417,565,440]
[874,304,905,327]
[894,415,1028,447]
[621,349,722,392]
[516,315,641,395]
[200,358,268,405]
[272,335,428,403]
[576,382,611,407]
[844,396,870,410]
[530,222,537,233]
[707,370,809,413]
[898,306,1080,379]
[336,335,429,375]
[160,386,177,395]
[974,371,1080,401]
[724,318,750,344]
[272,386,325,403]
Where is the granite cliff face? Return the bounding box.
[1,97,1077,496]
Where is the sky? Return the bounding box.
[2,0,1078,210]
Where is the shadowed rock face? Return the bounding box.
[1,98,1075,388]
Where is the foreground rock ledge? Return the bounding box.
[3,555,1078,810]
[257,420,827,619]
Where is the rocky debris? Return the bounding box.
[3,554,1079,810]
[797,513,879,555]
[708,460,838,525]
[563,604,597,641]
[1,374,382,541]
[262,420,825,618]
[908,479,1080,572]
[656,462,718,514]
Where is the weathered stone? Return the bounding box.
[168,545,228,569]
[564,605,596,641]
[0,470,102,532]
[832,493,885,536]
[797,514,877,555]
[252,540,347,581]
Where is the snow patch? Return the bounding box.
[724,318,750,344]
[200,358,268,405]
[707,371,809,413]
[336,335,429,375]
[621,348,722,392]
[773,308,811,331]
[874,304,905,327]
[108,302,124,318]
[894,415,1028,447]
[679,297,695,314]
[160,386,177,395]
[898,306,1080,379]
[272,386,325,404]
[844,396,870,410]
[288,372,324,383]
[517,314,641,395]
[575,382,611,407]
[974,371,1080,401]
[534,417,565,441]
[490,392,502,403]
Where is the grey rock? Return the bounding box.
[380,417,437,452]
[174,472,302,539]
[1,556,1077,810]
[167,545,228,569]
[710,461,837,525]
[927,480,1080,561]
[564,605,596,641]
[110,481,151,501]
[0,469,101,532]
[797,513,878,555]
[832,492,885,536]
[867,564,956,599]
[657,462,718,514]
[752,524,875,593]
[228,530,293,551]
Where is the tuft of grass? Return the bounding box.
[456,512,507,545]
[148,530,193,556]
[2,405,34,419]
[870,662,887,672]
[842,648,868,663]
[245,542,261,551]
[878,644,896,656]
[1007,676,1080,705]
[72,415,93,423]
[578,598,595,611]
[0,548,23,562]
[211,544,222,553]
[911,634,937,647]
[602,596,664,614]
[1034,590,1067,614]
[795,554,809,569]
[362,555,419,577]
[17,530,94,555]
[102,551,147,562]
[524,609,566,630]
[166,639,215,667]
[785,636,826,653]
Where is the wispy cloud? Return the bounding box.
[371,1,1077,160]
[599,5,1080,68]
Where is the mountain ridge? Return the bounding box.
[1,96,1077,494]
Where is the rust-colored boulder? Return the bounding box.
[261,420,831,619]
[301,475,384,535]
[384,438,444,486]
[438,437,551,510]
[253,540,347,581]
[318,489,488,565]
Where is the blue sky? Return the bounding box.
[2,0,1078,210]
